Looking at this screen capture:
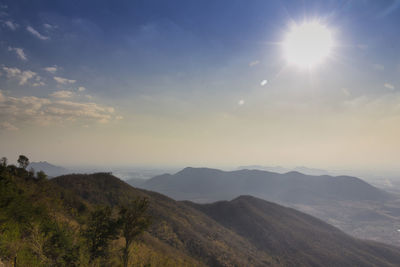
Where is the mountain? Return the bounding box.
[52,172,400,266]
[238,165,331,176]
[188,196,400,266]
[139,167,400,247]
[28,161,70,177]
[141,167,390,204]
[125,177,147,187]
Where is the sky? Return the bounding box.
[1,0,400,172]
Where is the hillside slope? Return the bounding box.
[53,173,400,267]
[139,167,400,247]
[52,173,276,266]
[188,196,400,266]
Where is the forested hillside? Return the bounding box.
[2,157,400,266]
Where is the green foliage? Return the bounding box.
[41,220,80,266]
[119,197,151,267]
[0,157,7,167]
[36,170,47,181]
[17,155,29,169]
[82,206,119,263]
[0,156,83,266]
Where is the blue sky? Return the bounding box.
[1,0,400,171]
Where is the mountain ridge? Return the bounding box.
[51,172,400,266]
[140,167,391,203]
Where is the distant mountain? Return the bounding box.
[141,167,390,204]
[140,167,400,247]
[238,165,331,176]
[53,173,400,266]
[28,161,69,177]
[238,165,291,173]
[125,177,147,187]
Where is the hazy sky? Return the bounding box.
[1,0,400,171]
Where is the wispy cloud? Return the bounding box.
[43,23,58,30]
[44,66,58,73]
[26,26,49,40]
[32,76,45,87]
[384,83,395,90]
[0,121,18,131]
[50,90,74,98]
[4,20,18,30]
[8,47,27,61]
[32,81,45,87]
[54,76,76,84]
[249,60,260,67]
[78,86,86,92]
[0,92,119,131]
[3,67,37,85]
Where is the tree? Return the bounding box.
[0,157,7,167]
[36,171,47,181]
[17,155,29,169]
[82,206,119,263]
[28,167,35,178]
[119,197,151,267]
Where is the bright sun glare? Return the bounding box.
[283,21,333,69]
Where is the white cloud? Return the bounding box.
[260,80,268,86]
[0,121,18,131]
[384,83,395,90]
[249,60,260,67]
[8,47,27,61]
[0,93,119,131]
[3,67,37,85]
[44,66,57,73]
[43,23,57,30]
[32,81,45,87]
[26,26,49,40]
[54,76,76,84]
[238,99,245,106]
[4,20,18,30]
[78,86,86,92]
[32,76,45,87]
[50,90,74,98]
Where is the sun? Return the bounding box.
[283,21,333,69]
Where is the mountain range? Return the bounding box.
[138,167,390,203]
[53,172,400,266]
[134,167,400,247]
